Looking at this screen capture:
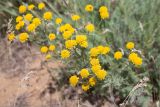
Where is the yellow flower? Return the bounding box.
[99,6,109,19]
[19,33,29,43]
[28,4,35,10]
[128,52,138,61]
[65,40,77,49]
[15,21,25,30]
[8,33,15,41]
[128,53,142,66]
[102,46,110,54]
[80,69,89,78]
[19,5,26,13]
[48,33,56,41]
[85,23,95,32]
[45,54,52,60]
[85,4,94,12]
[32,18,41,27]
[100,12,109,19]
[89,47,99,57]
[61,50,70,59]
[91,65,101,73]
[95,69,107,80]
[99,6,108,13]
[62,31,73,40]
[19,21,25,26]
[15,24,21,30]
[40,46,48,53]
[126,42,135,50]
[133,57,143,66]
[76,35,88,48]
[16,16,23,23]
[89,77,96,86]
[59,24,75,33]
[43,11,52,20]
[38,2,45,10]
[71,15,80,21]
[55,18,62,24]
[82,84,89,91]
[90,58,100,66]
[27,23,36,32]
[49,45,55,51]
[69,75,79,87]
[114,51,123,60]
[24,13,33,21]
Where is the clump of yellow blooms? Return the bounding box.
[61,50,70,59]
[85,4,94,12]
[55,18,62,24]
[32,18,41,27]
[43,11,52,20]
[71,15,80,21]
[48,33,56,41]
[19,5,27,13]
[95,69,108,80]
[128,52,143,66]
[65,40,77,49]
[89,77,96,86]
[45,54,52,60]
[59,24,75,40]
[114,51,123,60]
[85,23,95,32]
[80,69,89,78]
[27,23,36,32]
[19,32,29,43]
[76,35,88,48]
[28,4,35,10]
[40,46,48,53]
[16,21,25,30]
[8,33,15,41]
[69,75,79,87]
[13,3,145,93]
[99,6,109,19]
[126,42,135,50]
[16,16,23,23]
[82,84,90,91]
[38,2,45,10]
[25,13,33,22]
[49,45,56,51]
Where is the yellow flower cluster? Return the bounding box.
[89,46,110,57]
[85,23,95,32]
[65,40,77,49]
[69,75,79,87]
[48,33,56,41]
[61,49,70,59]
[43,11,53,20]
[126,42,135,50]
[99,6,109,19]
[128,52,143,66]
[71,15,80,21]
[76,35,88,48]
[8,33,15,41]
[19,32,29,43]
[85,4,94,12]
[114,51,123,60]
[15,2,144,93]
[55,18,62,24]
[59,24,75,40]
[38,2,45,10]
[40,45,56,60]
